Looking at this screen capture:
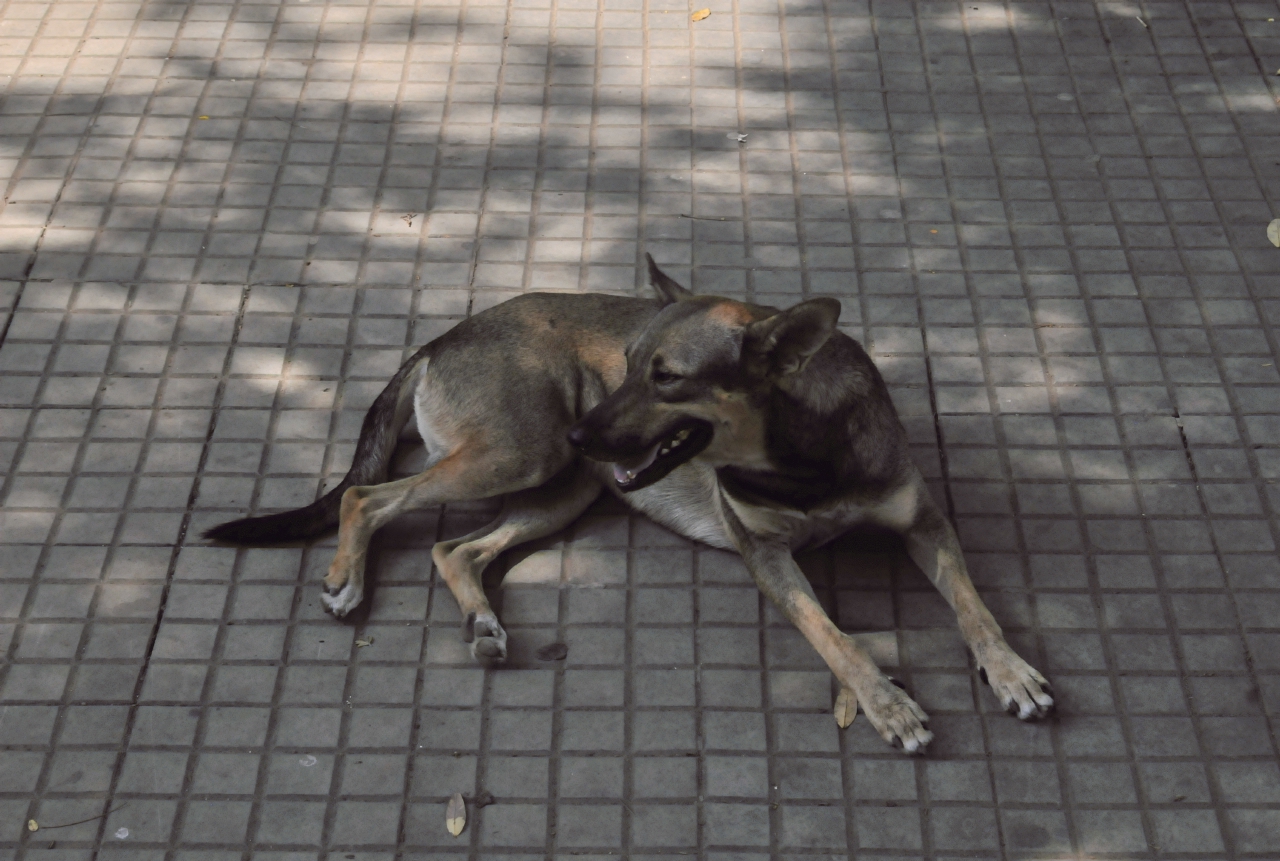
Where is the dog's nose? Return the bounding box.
[566,424,591,450]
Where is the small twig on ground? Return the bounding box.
[32,802,128,831]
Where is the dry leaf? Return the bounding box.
[355,638,374,647]
[1268,218,1280,248]
[446,792,466,837]
[834,687,857,728]
[27,820,38,832]
[691,8,710,21]
[536,642,568,661]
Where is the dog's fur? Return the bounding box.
[207,256,1053,753]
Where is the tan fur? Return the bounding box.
[691,389,771,469]
[707,301,757,327]
[577,334,629,390]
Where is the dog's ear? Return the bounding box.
[646,253,692,306]
[743,297,841,378]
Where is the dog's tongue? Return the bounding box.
[613,441,662,484]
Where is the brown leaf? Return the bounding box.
[536,642,568,661]
[834,687,857,728]
[446,792,466,836]
[691,8,710,21]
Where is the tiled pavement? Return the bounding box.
[1,0,1280,857]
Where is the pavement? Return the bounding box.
[2,0,1280,857]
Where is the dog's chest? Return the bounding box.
[609,461,735,550]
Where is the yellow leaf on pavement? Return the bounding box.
[1268,218,1280,248]
[691,8,710,21]
[446,793,466,837]
[834,687,857,728]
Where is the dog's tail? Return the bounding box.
[202,345,431,546]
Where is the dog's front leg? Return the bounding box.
[902,486,1054,720]
[718,492,934,753]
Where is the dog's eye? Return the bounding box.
[652,369,682,385]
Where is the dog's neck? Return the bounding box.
[717,464,838,511]
[717,333,909,511]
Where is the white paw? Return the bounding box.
[860,676,933,755]
[978,645,1055,720]
[322,581,363,617]
[464,612,508,662]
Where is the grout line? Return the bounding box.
[393,503,445,853]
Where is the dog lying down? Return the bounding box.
[206,256,1053,754]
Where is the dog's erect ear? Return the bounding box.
[646,253,692,306]
[743,297,841,378]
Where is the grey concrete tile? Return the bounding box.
[2,1,1278,857]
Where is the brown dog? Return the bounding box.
[207,256,1053,753]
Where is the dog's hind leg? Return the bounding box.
[899,474,1054,721]
[431,465,603,661]
[322,440,573,618]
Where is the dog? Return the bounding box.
[206,255,1054,753]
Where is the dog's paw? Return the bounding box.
[322,580,364,618]
[463,612,508,663]
[977,645,1054,720]
[860,676,933,755]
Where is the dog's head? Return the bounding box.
[567,255,841,492]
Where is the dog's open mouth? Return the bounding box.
[612,421,713,492]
